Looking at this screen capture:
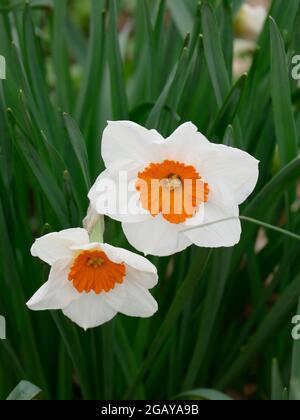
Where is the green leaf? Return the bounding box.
[125,248,211,398]
[175,388,233,401]
[107,0,129,119]
[51,0,73,113]
[167,0,194,38]
[271,359,284,401]
[289,295,300,400]
[245,157,300,219]
[63,113,91,190]
[201,1,231,106]
[183,249,232,389]
[146,40,192,130]
[75,0,106,131]
[140,0,156,98]
[209,73,247,142]
[270,17,298,166]
[51,312,93,400]
[217,274,300,389]
[0,315,5,339]
[6,381,41,400]
[16,135,68,224]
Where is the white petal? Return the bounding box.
[26,258,80,310]
[70,242,101,252]
[122,215,192,257]
[199,143,259,205]
[184,203,205,226]
[125,265,158,289]
[118,278,158,318]
[62,292,117,330]
[88,167,149,223]
[102,283,127,311]
[102,121,163,171]
[101,244,157,274]
[183,199,241,248]
[161,122,211,167]
[31,228,89,265]
[101,244,158,289]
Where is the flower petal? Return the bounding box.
[199,143,259,205]
[118,278,158,317]
[122,215,192,257]
[88,167,149,223]
[102,121,163,171]
[101,244,158,288]
[26,258,80,310]
[183,200,241,247]
[102,283,127,311]
[125,266,158,289]
[31,228,89,265]
[161,122,211,167]
[101,244,157,274]
[62,292,117,330]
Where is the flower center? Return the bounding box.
[68,250,125,294]
[136,160,209,224]
[165,174,182,190]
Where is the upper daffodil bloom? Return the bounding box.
[89,121,259,257]
[234,4,267,41]
[27,228,158,330]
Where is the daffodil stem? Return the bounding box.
[124,248,211,398]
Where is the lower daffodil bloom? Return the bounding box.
[27,228,158,330]
[89,121,259,257]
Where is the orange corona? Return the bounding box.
[136,160,209,224]
[68,250,125,294]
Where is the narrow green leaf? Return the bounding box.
[16,135,68,224]
[184,249,232,389]
[271,359,284,401]
[6,381,41,400]
[63,113,91,190]
[107,0,129,119]
[125,248,211,398]
[22,6,58,143]
[217,274,300,389]
[51,312,93,400]
[209,73,247,142]
[270,17,298,166]
[201,1,231,106]
[0,315,5,339]
[175,388,233,401]
[102,322,114,400]
[245,157,300,219]
[167,0,194,38]
[140,0,156,98]
[223,124,234,146]
[146,41,191,130]
[221,0,233,81]
[75,0,106,130]
[289,295,300,400]
[51,0,73,113]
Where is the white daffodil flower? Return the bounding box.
[27,228,158,330]
[234,4,267,41]
[89,121,259,257]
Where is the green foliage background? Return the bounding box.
[0,0,300,400]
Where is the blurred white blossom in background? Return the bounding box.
[233,1,269,77]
